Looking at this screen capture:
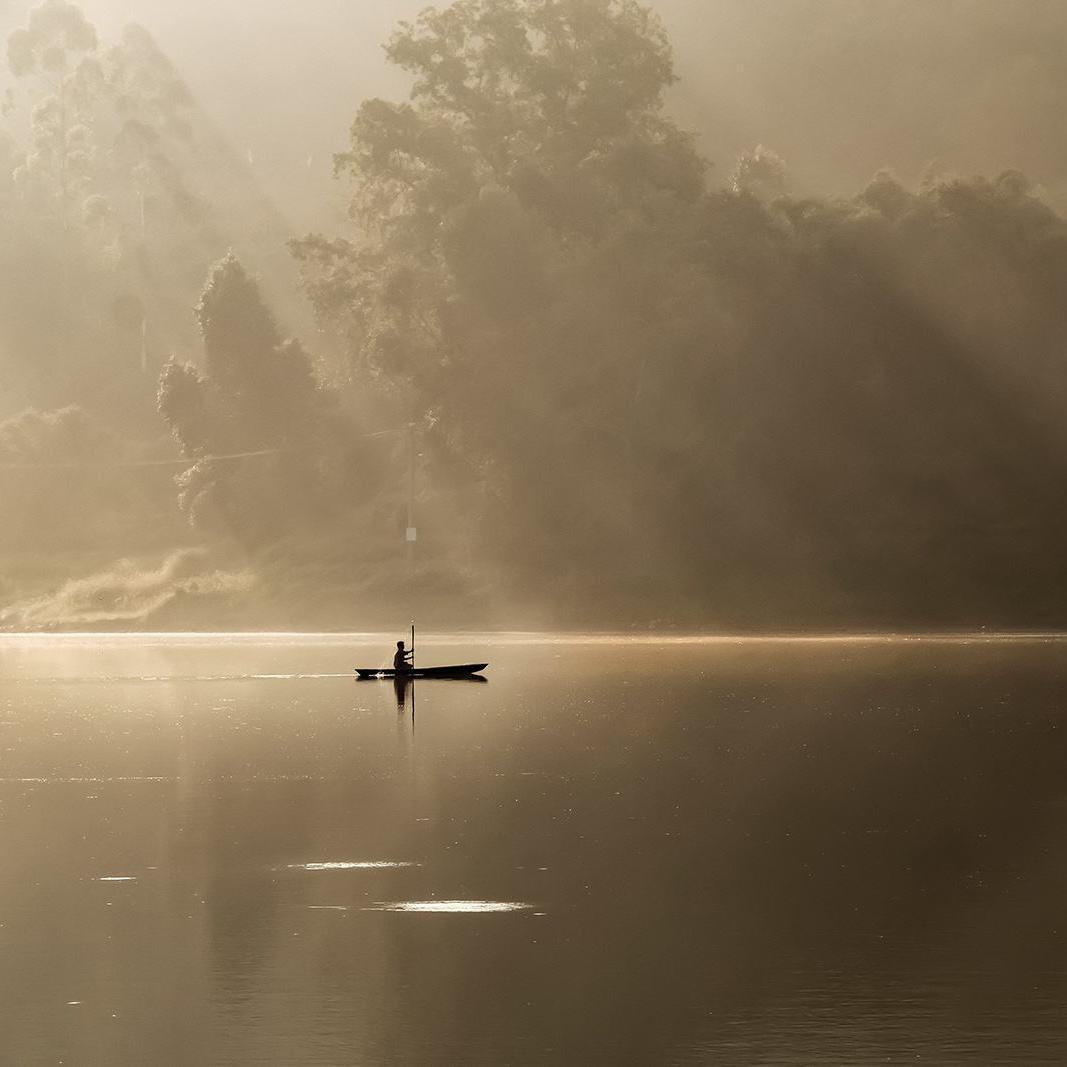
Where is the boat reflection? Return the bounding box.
[392,673,488,713]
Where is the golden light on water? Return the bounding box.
[366,901,534,913]
[286,862,418,871]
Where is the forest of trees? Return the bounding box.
[5,0,1067,631]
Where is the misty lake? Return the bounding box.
[3,634,1067,1064]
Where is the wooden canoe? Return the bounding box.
[354,663,488,679]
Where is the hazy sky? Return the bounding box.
[7,0,1067,216]
[72,0,422,223]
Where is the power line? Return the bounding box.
[0,447,284,471]
[0,425,408,471]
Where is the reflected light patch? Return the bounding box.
[287,861,418,871]
[367,900,533,913]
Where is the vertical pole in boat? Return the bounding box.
[411,622,415,671]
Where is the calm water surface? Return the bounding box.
[2,634,1067,1064]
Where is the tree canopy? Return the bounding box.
[8,0,1067,630]
[293,0,1067,628]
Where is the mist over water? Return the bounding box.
[4,635,1067,1062]
[5,3,1067,1059]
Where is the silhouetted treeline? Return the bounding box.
[5,0,1067,629]
[293,0,1067,628]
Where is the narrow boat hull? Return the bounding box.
[354,663,488,679]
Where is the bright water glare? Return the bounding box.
[2,634,1067,1064]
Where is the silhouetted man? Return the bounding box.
[393,640,414,672]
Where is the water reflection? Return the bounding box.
[3,636,1067,1063]
[393,672,410,712]
[385,672,489,714]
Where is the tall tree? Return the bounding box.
[7,0,99,229]
[294,0,708,591]
[159,254,362,545]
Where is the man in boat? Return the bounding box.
[393,640,414,673]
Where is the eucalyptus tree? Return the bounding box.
[293,0,710,586]
[2,6,288,424]
[7,0,100,231]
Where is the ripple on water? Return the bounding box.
[367,900,534,913]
